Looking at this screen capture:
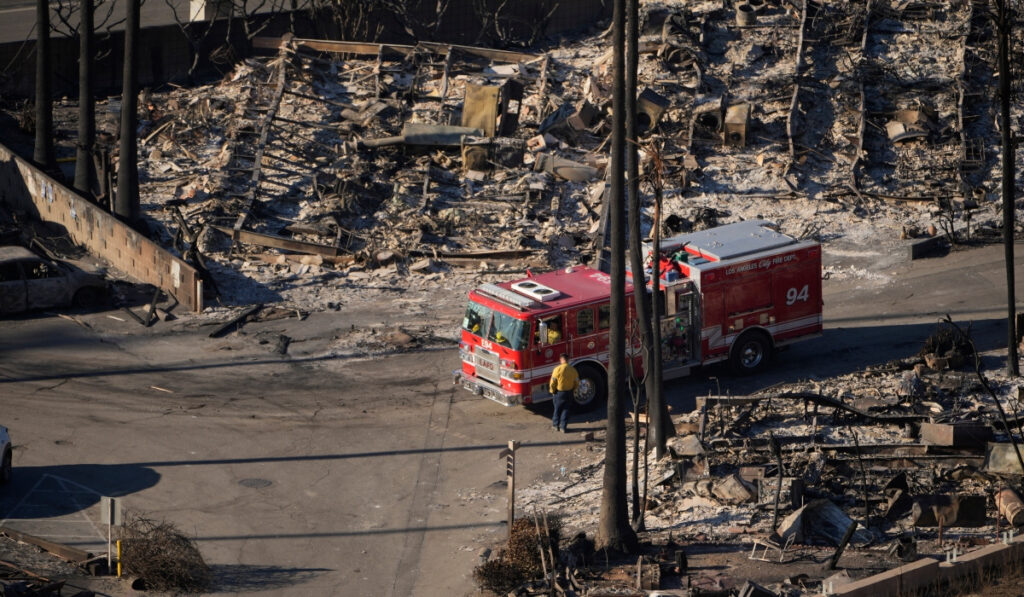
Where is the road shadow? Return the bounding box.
[209,564,332,593]
[0,464,161,520]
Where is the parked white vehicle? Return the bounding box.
[0,425,10,484]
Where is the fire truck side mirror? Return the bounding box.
[538,321,549,346]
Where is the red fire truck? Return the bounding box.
[455,220,822,409]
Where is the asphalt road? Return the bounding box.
[0,242,1022,595]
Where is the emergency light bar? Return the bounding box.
[477,283,537,309]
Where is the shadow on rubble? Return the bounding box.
[202,257,285,306]
[0,464,160,520]
[209,564,332,593]
[666,315,1007,413]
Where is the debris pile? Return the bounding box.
[80,0,1007,320]
[509,326,1024,594]
[117,512,211,593]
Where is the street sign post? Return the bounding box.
[100,496,122,573]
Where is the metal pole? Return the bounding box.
[506,440,518,540]
[106,502,112,572]
[999,0,1018,376]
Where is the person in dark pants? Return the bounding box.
[549,354,579,433]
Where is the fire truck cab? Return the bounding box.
[456,220,822,408]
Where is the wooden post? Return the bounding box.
[504,440,519,540]
[828,522,857,570]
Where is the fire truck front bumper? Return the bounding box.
[453,370,522,407]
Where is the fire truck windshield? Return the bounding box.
[462,302,527,350]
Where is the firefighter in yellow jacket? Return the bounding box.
[549,354,579,433]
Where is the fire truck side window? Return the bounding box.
[535,316,564,345]
[577,308,594,335]
[597,305,610,330]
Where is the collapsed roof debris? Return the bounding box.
[79,0,1003,319]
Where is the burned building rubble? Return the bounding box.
[41,0,999,322]
[510,325,1024,595]
[3,0,1024,592]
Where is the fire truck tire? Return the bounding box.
[574,364,607,411]
[730,330,772,375]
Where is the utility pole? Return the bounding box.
[116,0,141,223]
[998,0,1018,376]
[75,0,96,197]
[34,0,56,170]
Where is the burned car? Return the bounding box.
[0,246,107,314]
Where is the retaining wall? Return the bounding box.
[0,142,203,312]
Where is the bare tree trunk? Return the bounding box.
[75,0,95,196]
[116,0,140,224]
[34,0,56,170]
[596,0,637,554]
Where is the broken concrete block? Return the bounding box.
[711,473,756,504]
[538,100,602,143]
[676,434,705,456]
[533,153,600,182]
[636,87,669,134]
[738,465,767,483]
[567,100,601,130]
[911,495,986,527]
[986,442,1024,474]
[723,103,751,147]
[919,422,993,448]
[526,133,560,152]
[409,258,436,273]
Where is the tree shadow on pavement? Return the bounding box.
[209,564,332,593]
[0,464,160,519]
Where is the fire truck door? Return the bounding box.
[569,307,599,359]
[662,287,696,366]
[533,314,568,374]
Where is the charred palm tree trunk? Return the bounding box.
[597,0,638,554]
[997,0,1018,376]
[75,0,95,196]
[34,0,56,170]
[116,0,140,223]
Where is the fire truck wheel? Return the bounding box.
[730,331,772,375]
[574,364,607,411]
